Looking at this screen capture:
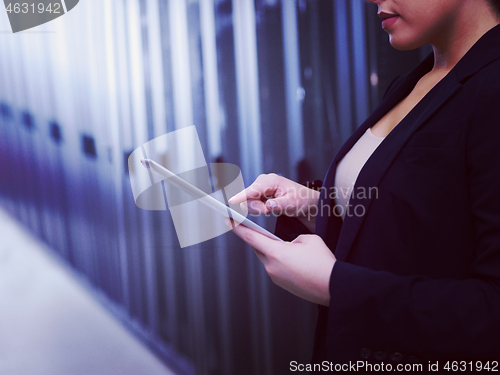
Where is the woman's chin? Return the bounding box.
[388,35,425,51]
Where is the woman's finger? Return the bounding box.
[246,199,270,215]
[292,234,314,244]
[252,248,266,263]
[228,188,256,205]
[225,218,281,256]
[229,175,280,204]
[265,198,291,215]
[229,181,268,204]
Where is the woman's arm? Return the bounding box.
[322,84,500,361]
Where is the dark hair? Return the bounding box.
[488,0,500,15]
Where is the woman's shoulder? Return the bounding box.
[460,58,500,107]
[454,24,500,88]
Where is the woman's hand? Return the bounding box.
[228,174,320,233]
[226,218,335,306]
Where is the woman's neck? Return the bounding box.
[431,4,500,73]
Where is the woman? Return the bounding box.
[228,0,500,368]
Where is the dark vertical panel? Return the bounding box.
[0,103,17,215]
[166,1,207,372]
[351,0,370,126]
[280,0,304,181]
[125,0,157,332]
[255,2,318,375]
[298,0,338,179]
[214,2,259,374]
[137,0,162,337]
[298,0,324,180]
[232,0,263,182]
[333,0,354,143]
[44,120,71,261]
[215,0,240,167]
[255,0,288,176]
[100,0,130,311]
[156,0,184,356]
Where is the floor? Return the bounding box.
[0,207,177,375]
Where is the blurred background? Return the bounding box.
[0,0,430,374]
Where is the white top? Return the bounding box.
[334,128,385,220]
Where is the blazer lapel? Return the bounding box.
[315,56,433,247]
[317,24,500,260]
[334,76,462,261]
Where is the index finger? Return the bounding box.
[228,187,258,205]
[226,218,283,255]
[228,181,269,204]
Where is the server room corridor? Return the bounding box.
[0,207,177,375]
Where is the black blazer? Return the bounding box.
[277,24,500,365]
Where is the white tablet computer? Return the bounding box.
[141,159,283,242]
